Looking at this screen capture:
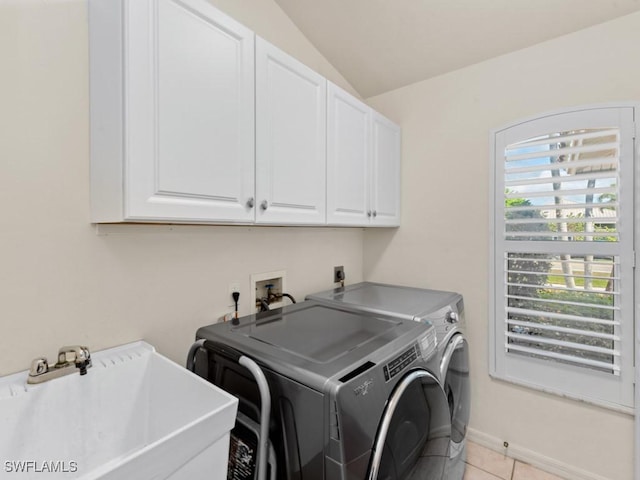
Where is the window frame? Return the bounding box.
[489,104,637,413]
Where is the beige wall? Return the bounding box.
[365,12,640,480]
[0,0,363,376]
[208,0,361,98]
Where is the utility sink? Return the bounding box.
[0,341,237,479]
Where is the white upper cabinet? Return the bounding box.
[255,37,327,225]
[90,2,399,227]
[326,82,370,225]
[326,82,401,226]
[90,0,255,223]
[370,111,401,226]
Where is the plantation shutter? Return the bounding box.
[504,128,619,242]
[490,106,635,410]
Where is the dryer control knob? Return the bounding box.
[446,311,459,324]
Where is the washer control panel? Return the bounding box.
[383,345,418,381]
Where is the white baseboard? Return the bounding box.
[466,428,612,480]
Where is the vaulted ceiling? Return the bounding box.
[274,0,640,98]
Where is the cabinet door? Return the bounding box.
[255,37,326,224]
[326,82,370,226]
[371,111,401,226]
[126,0,255,222]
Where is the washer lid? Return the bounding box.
[230,302,400,364]
[196,302,433,390]
[307,282,461,320]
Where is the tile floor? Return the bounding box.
[463,441,567,480]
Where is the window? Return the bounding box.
[490,106,636,411]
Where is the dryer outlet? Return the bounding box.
[251,270,286,312]
[334,265,345,283]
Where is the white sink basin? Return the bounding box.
[0,341,237,479]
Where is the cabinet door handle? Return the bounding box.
[261,200,268,211]
[367,210,372,218]
[246,197,255,209]
[372,210,377,218]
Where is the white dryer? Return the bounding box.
[306,282,470,480]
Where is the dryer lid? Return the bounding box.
[307,282,461,320]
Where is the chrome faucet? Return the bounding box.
[27,345,92,384]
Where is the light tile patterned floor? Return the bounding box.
[464,441,567,480]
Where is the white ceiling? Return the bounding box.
[274,0,640,98]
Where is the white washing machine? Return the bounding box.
[306,282,470,480]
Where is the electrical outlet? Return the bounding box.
[334,265,345,283]
[228,282,240,308]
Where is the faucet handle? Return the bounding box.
[29,357,49,376]
[58,346,91,375]
[58,346,91,366]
